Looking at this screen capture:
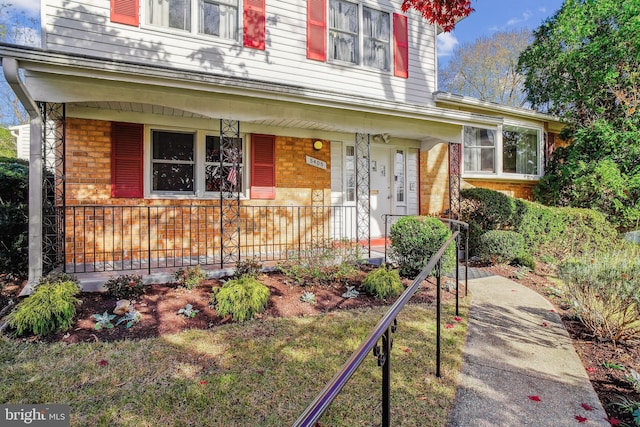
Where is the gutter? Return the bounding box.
[2,57,43,295]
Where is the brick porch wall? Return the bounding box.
[63,118,335,266]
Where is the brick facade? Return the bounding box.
[63,118,336,268]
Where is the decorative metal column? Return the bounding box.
[311,189,324,248]
[355,133,370,257]
[448,142,462,222]
[39,102,65,274]
[219,119,241,267]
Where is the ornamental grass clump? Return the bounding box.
[7,277,81,336]
[212,276,270,322]
[362,266,403,299]
[559,251,640,343]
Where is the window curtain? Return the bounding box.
[148,0,190,30]
[363,8,389,70]
[329,0,358,62]
[464,127,496,173]
[200,0,237,38]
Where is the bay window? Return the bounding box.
[463,125,541,177]
[328,0,390,71]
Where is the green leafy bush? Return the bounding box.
[175,265,206,290]
[234,258,263,279]
[512,253,536,271]
[388,216,455,278]
[462,188,619,262]
[104,274,144,299]
[7,278,81,336]
[0,157,28,276]
[212,276,270,322]
[278,240,361,285]
[558,251,640,343]
[362,266,403,299]
[476,230,525,265]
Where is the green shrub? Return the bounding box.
[33,271,79,291]
[558,251,640,343]
[213,276,270,322]
[278,240,361,285]
[461,187,620,262]
[0,157,28,276]
[388,216,456,278]
[104,274,144,300]
[476,230,525,265]
[512,253,536,271]
[234,257,263,279]
[362,266,403,299]
[175,265,207,290]
[7,279,80,336]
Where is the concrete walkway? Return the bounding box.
[448,275,610,427]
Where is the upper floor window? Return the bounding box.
[463,125,541,178]
[147,0,238,40]
[328,0,390,71]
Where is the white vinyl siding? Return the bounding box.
[43,0,436,106]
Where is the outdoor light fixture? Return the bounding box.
[313,140,323,150]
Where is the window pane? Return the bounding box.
[345,145,355,202]
[464,127,496,173]
[329,0,358,63]
[153,163,194,191]
[503,126,539,175]
[205,135,243,193]
[363,8,389,70]
[148,0,191,30]
[152,131,194,161]
[395,150,404,202]
[200,0,237,38]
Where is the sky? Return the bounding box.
[437,0,565,66]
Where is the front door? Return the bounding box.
[370,145,391,238]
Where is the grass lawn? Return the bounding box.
[0,301,467,426]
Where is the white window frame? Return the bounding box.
[462,123,544,180]
[394,148,406,205]
[328,0,391,72]
[144,126,248,199]
[144,0,240,42]
[344,144,356,204]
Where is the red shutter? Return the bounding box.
[393,13,409,78]
[307,0,326,61]
[111,0,139,26]
[111,122,144,198]
[244,0,266,50]
[251,134,276,199]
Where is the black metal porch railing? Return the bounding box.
[292,220,469,427]
[63,204,357,274]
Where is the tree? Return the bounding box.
[519,0,640,230]
[439,29,531,107]
[0,127,16,157]
[402,0,473,32]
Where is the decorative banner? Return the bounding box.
[306,155,327,170]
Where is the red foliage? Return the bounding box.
[401,0,474,32]
[528,395,542,402]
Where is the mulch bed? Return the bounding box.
[1,265,638,424]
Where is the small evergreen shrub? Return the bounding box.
[278,240,361,285]
[7,279,80,336]
[512,253,536,271]
[212,276,270,322]
[476,230,525,265]
[175,265,207,290]
[362,266,403,299]
[559,251,640,343]
[234,257,263,279]
[104,274,144,299]
[388,216,456,278]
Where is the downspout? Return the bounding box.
[2,57,43,293]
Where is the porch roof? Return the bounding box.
[0,43,503,142]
